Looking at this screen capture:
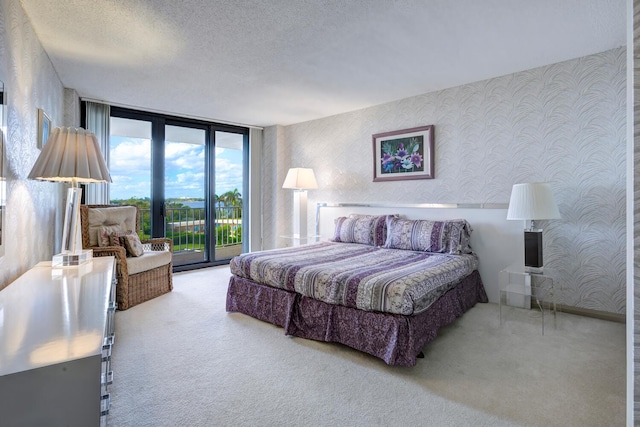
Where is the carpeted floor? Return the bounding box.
[107,266,625,427]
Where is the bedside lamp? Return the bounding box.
[28,127,111,267]
[282,168,318,239]
[507,182,560,273]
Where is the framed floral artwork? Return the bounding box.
[372,125,434,182]
[37,108,51,149]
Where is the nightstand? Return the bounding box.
[499,267,559,335]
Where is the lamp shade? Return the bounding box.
[282,168,318,190]
[507,182,560,220]
[28,127,111,184]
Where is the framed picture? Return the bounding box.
[372,125,434,182]
[37,108,51,149]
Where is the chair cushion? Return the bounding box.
[126,250,172,275]
[87,206,137,247]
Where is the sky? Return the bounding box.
[109,135,243,201]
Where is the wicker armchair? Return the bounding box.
[80,204,173,310]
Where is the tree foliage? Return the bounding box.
[110,194,243,247]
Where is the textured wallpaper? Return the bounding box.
[0,0,66,289]
[264,47,626,315]
[262,125,292,250]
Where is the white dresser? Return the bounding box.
[0,256,116,426]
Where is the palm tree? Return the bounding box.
[219,189,241,207]
[218,189,242,219]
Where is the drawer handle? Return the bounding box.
[101,393,111,416]
[101,370,114,386]
[102,344,112,362]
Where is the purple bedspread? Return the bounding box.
[230,242,478,315]
[226,270,487,366]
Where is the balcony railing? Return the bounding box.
[138,204,242,254]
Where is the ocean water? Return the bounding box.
[182,201,205,209]
[180,201,235,210]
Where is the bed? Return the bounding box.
[226,213,488,366]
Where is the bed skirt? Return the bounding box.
[226,270,487,367]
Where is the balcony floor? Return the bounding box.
[173,244,242,265]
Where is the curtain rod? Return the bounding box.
[81,97,264,130]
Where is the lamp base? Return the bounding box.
[524,265,544,274]
[524,230,543,270]
[52,249,93,267]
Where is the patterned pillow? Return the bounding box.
[332,214,397,246]
[383,217,452,252]
[383,217,474,254]
[97,225,122,247]
[348,214,397,247]
[332,216,376,245]
[446,220,473,254]
[109,230,133,248]
[123,232,144,257]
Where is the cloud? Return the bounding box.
[165,142,204,171]
[165,171,205,197]
[214,152,243,195]
[110,138,151,173]
[111,174,151,199]
[109,136,244,200]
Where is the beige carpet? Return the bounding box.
[107,266,625,427]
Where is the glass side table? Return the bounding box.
[499,267,559,335]
[279,235,321,247]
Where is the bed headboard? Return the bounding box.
[315,203,523,303]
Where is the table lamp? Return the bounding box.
[506,182,560,273]
[28,127,111,267]
[282,168,318,239]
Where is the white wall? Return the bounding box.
[261,125,289,250]
[263,48,626,315]
[0,0,68,289]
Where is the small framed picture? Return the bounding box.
[372,125,435,182]
[37,108,51,149]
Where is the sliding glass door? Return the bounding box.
[108,107,249,270]
[213,130,246,261]
[108,116,152,240]
[164,123,207,265]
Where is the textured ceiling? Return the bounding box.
[19,0,626,127]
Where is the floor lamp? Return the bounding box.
[282,168,318,239]
[506,182,560,273]
[28,127,111,267]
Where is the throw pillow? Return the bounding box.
[123,232,144,257]
[109,230,133,248]
[97,225,122,247]
[348,214,398,247]
[383,217,451,252]
[446,219,474,254]
[331,216,376,245]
